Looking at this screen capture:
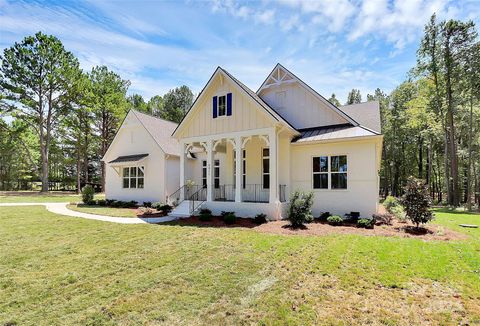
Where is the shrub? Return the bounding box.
[223,212,236,224]
[357,218,374,229]
[372,213,393,225]
[152,202,163,210]
[327,215,343,226]
[287,191,314,228]
[316,212,331,221]
[401,177,434,228]
[143,201,152,208]
[199,208,212,221]
[81,185,95,204]
[105,199,116,206]
[383,196,400,213]
[390,205,407,222]
[254,213,268,225]
[159,204,173,213]
[96,199,106,206]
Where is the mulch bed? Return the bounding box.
[170,216,467,241]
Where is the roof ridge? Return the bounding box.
[132,109,178,126]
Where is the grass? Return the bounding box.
[0,192,105,203]
[67,204,138,217]
[1,206,479,325]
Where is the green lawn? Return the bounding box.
[1,207,479,325]
[67,204,138,217]
[0,192,105,203]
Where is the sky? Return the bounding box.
[1,0,479,104]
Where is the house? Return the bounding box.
[170,63,383,219]
[102,110,180,203]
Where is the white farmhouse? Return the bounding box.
[104,64,383,219]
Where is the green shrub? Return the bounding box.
[391,205,407,222]
[152,202,162,210]
[199,208,212,221]
[96,199,106,206]
[81,185,95,204]
[383,196,400,213]
[327,215,343,226]
[316,212,331,221]
[143,201,152,208]
[401,177,434,228]
[254,213,268,225]
[357,218,374,228]
[159,204,173,213]
[105,199,116,206]
[223,212,236,224]
[287,191,314,228]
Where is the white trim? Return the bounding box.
[311,154,348,191]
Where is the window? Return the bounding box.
[122,166,144,189]
[262,148,269,189]
[218,95,226,116]
[214,160,220,189]
[331,155,347,189]
[202,161,207,188]
[233,149,246,189]
[312,156,328,189]
[312,155,347,189]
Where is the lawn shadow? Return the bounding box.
[160,216,259,229]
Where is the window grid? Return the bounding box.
[312,155,347,190]
[122,166,144,189]
[262,148,270,189]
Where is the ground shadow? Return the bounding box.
[160,216,260,229]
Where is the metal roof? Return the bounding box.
[108,153,149,164]
[294,124,379,143]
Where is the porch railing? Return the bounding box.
[189,186,207,215]
[213,184,235,201]
[167,184,204,206]
[212,184,287,203]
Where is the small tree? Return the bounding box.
[81,185,95,204]
[401,177,433,228]
[287,191,314,228]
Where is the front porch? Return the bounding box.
[174,128,289,218]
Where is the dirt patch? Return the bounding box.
[254,219,467,241]
[168,215,466,241]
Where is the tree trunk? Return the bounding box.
[76,147,81,194]
[466,86,474,210]
[418,135,423,179]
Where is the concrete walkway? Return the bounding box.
[0,202,178,224]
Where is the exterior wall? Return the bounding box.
[165,156,180,199]
[177,75,275,138]
[103,112,175,203]
[203,201,283,219]
[290,138,380,217]
[260,83,348,129]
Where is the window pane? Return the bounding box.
[130,178,137,188]
[214,178,220,188]
[202,167,206,178]
[263,159,269,173]
[130,167,137,177]
[331,173,347,189]
[263,148,269,157]
[313,157,320,173]
[218,96,226,116]
[123,167,129,177]
[202,160,207,167]
[243,175,246,188]
[242,150,246,159]
[214,167,219,178]
[320,156,328,172]
[214,160,219,166]
[123,178,129,188]
[263,174,270,189]
[138,167,144,177]
[331,156,339,172]
[242,161,246,174]
[202,178,207,188]
[313,174,328,189]
[138,178,144,188]
[338,155,347,172]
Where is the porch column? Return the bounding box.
[179,141,186,201]
[235,136,242,202]
[269,129,278,203]
[206,139,214,201]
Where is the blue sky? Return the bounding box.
[1,0,479,103]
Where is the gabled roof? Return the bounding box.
[132,110,179,156]
[257,63,359,127]
[172,67,298,138]
[340,101,381,133]
[293,124,380,143]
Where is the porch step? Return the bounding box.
[168,200,192,218]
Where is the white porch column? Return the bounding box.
[206,139,214,202]
[235,136,242,202]
[269,128,278,203]
[179,141,186,201]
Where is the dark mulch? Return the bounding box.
[170,215,259,228]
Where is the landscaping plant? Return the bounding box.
[254,213,268,225]
[383,196,400,212]
[223,212,236,224]
[357,218,374,229]
[401,177,434,228]
[199,208,212,221]
[287,191,314,228]
[81,185,95,204]
[327,215,343,226]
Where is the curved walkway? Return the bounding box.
[0,202,178,224]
